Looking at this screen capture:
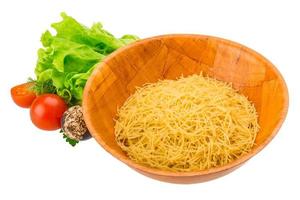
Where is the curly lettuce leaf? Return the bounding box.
[51,13,137,55]
[34,13,138,105]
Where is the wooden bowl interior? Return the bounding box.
[83,35,288,178]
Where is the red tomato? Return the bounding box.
[11,82,37,108]
[30,94,67,131]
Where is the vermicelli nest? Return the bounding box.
[115,74,259,172]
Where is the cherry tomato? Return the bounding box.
[30,94,67,131]
[11,82,37,108]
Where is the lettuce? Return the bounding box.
[34,13,139,105]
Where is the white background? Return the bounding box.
[0,0,299,199]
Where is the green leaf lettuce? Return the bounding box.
[34,13,139,105]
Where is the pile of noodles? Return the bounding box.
[115,74,259,172]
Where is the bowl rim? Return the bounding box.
[83,34,289,177]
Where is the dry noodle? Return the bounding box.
[115,74,259,172]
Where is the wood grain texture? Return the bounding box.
[83,34,289,183]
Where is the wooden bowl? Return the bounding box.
[83,34,288,183]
